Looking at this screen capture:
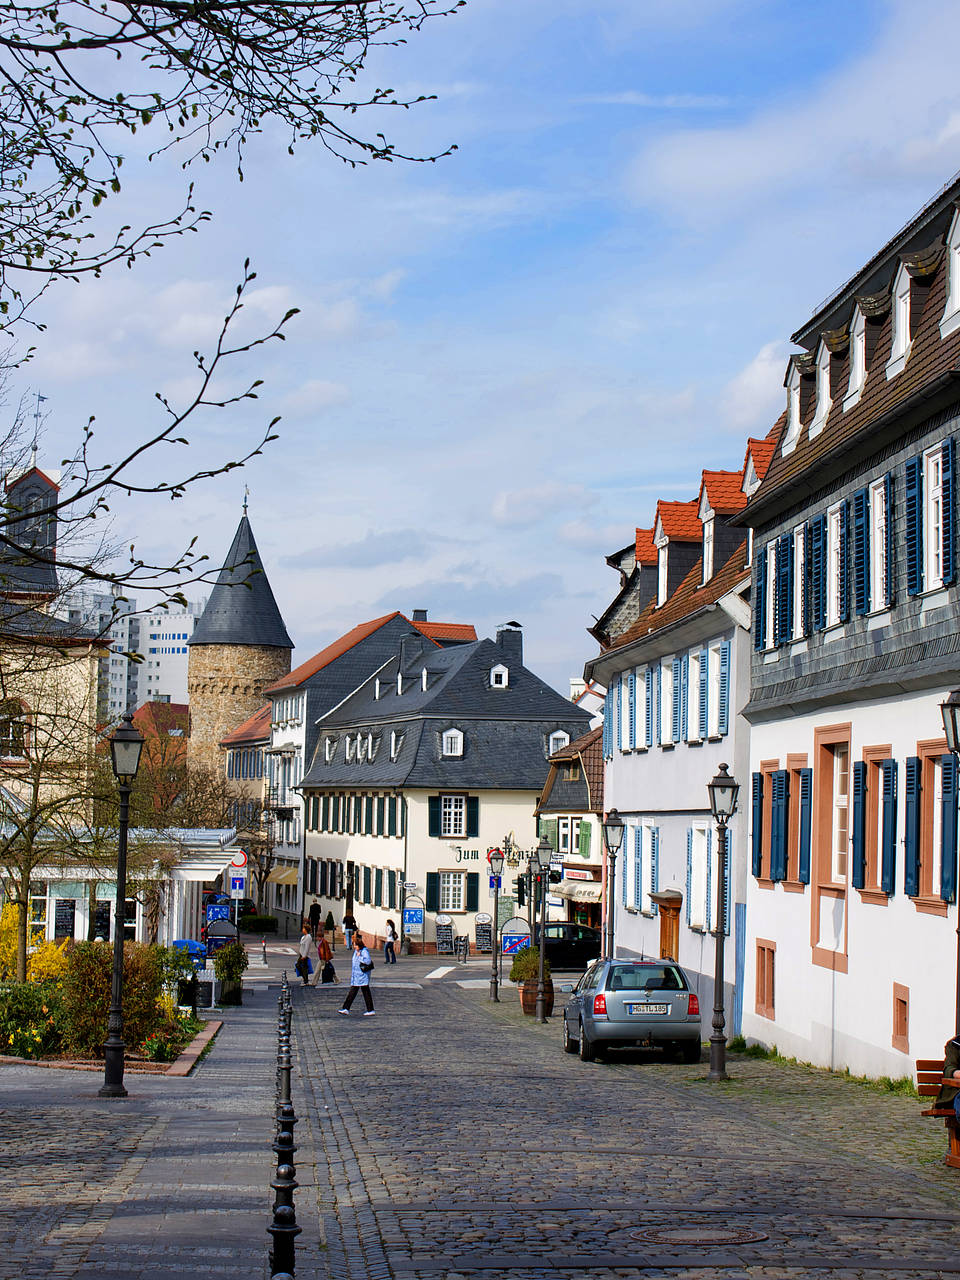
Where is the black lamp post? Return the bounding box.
[533,836,553,1023]
[99,713,144,1099]
[939,690,960,1037]
[489,847,505,1002]
[602,808,624,961]
[706,762,739,1082]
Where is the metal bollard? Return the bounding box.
[268,1102,301,1276]
[262,935,268,963]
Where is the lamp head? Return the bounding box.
[602,807,624,855]
[109,713,144,785]
[534,835,553,871]
[489,848,505,876]
[708,762,740,822]
[941,689,960,756]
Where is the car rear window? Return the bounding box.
[606,965,686,992]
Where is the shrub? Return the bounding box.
[509,945,550,984]
[61,941,163,1058]
[140,1011,203,1062]
[239,913,277,933]
[0,903,69,981]
[0,980,63,1059]
[213,940,249,982]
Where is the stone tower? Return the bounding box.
[187,512,293,775]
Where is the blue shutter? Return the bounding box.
[851,760,867,890]
[904,756,921,896]
[798,768,812,885]
[698,648,708,740]
[675,660,686,742]
[811,514,827,629]
[650,828,659,916]
[602,692,610,758]
[942,754,958,903]
[655,663,662,743]
[634,826,642,908]
[905,455,923,596]
[943,439,956,587]
[622,834,629,907]
[773,536,785,647]
[884,472,896,607]
[757,541,768,647]
[770,770,788,882]
[680,655,689,740]
[785,532,795,641]
[627,671,636,750]
[880,759,898,895]
[802,521,812,635]
[751,772,764,878]
[645,668,654,748]
[615,674,622,751]
[718,640,731,736]
[853,487,870,616]
[839,499,850,622]
[685,829,693,925]
[723,831,732,936]
[705,827,713,931]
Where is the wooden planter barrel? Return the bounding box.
[518,978,554,1017]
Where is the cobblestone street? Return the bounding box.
[1,956,959,1278]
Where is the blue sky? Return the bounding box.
[19,0,960,691]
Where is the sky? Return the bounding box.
[14,0,960,692]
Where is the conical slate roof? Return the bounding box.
[188,515,293,649]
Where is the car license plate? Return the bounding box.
[625,1002,668,1015]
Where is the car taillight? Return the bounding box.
[688,993,699,1015]
[593,993,607,1017]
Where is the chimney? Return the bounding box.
[399,631,429,671]
[496,625,522,665]
[412,608,428,622]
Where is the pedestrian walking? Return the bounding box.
[338,932,375,1015]
[308,901,322,939]
[342,911,357,951]
[383,919,398,965]
[297,922,319,986]
[318,927,337,984]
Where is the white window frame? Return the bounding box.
[931,758,944,894]
[390,730,403,761]
[686,649,700,741]
[869,478,889,611]
[639,825,655,914]
[659,659,673,746]
[792,524,805,640]
[844,306,866,411]
[924,444,945,592]
[657,543,668,606]
[549,730,570,755]
[490,663,509,688]
[702,517,715,584]
[781,361,802,455]
[831,744,849,883]
[439,870,465,912]
[809,340,832,438]
[689,825,709,930]
[442,728,464,758]
[764,543,776,649]
[707,643,721,738]
[886,262,912,380]
[826,504,842,628]
[440,794,466,838]
[942,207,960,339]
[558,816,581,855]
[421,667,428,692]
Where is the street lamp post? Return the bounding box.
[99,713,144,1099]
[602,808,624,961]
[533,836,553,1023]
[706,762,740,1083]
[939,690,960,1036]
[489,847,505,1002]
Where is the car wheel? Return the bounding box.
[562,1017,577,1054]
[681,1039,702,1064]
[578,1020,596,1062]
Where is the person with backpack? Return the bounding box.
[296,922,319,986]
[318,926,337,984]
[383,919,398,965]
[338,932,375,1015]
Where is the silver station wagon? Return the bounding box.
[561,959,702,1062]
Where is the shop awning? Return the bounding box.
[555,879,603,903]
[267,866,300,886]
[170,848,242,883]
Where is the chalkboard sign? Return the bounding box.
[474,920,493,953]
[54,898,75,938]
[435,922,454,954]
[94,901,111,940]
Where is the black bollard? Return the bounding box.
[268,1102,301,1276]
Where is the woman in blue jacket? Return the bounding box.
[338,933,375,1015]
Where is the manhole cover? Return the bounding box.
[630,1225,768,1246]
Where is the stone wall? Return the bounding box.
[187,643,290,775]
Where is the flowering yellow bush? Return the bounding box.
[0,904,69,981]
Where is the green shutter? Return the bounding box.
[466,796,479,838]
[465,872,479,911]
[363,865,371,903]
[578,821,591,858]
[428,796,440,837]
[388,797,398,837]
[374,868,383,907]
[365,795,374,834]
[904,757,921,896]
[387,869,397,909]
[376,796,385,836]
[425,872,440,911]
[541,818,558,850]
[321,795,329,831]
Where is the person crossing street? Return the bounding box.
[338,932,375,1015]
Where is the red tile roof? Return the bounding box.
[132,701,189,736]
[220,702,272,747]
[615,536,749,647]
[745,427,780,483]
[417,621,477,643]
[656,499,702,542]
[634,527,657,564]
[700,469,747,515]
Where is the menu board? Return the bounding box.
[435,922,454,954]
[474,920,493,952]
[54,898,76,938]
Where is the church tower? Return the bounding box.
[187,511,292,775]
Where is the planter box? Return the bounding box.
[518,979,554,1017]
[219,979,242,1006]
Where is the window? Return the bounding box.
[826,504,845,627]
[809,340,832,437]
[490,664,508,688]
[792,525,806,639]
[892,983,909,1054]
[686,825,709,930]
[942,207,960,338]
[905,744,957,909]
[441,794,465,837]
[659,659,672,746]
[390,730,404,761]
[869,478,891,611]
[924,445,945,590]
[756,940,775,1019]
[764,543,776,648]
[706,640,730,738]
[702,517,714,583]
[442,728,463,757]
[829,743,850,883]
[0,700,26,757]
[657,543,668,606]
[421,667,428,692]
[549,730,570,755]
[686,649,701,741]
[886,262,912,379]
[844,306,867,410]
[782,360,802,455]
[439,871,464,911]
[557,816,581,854]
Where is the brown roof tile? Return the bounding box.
[656,499,702,542]
[220,702,272,746]
[701,469,747,514]
[745,428,780,482]
[417,621,477,643]
[634,527,657,564]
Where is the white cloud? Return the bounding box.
[721,340,789,432]
[491,482,592,527]
[280,379,350,416]
[579,91,731,110]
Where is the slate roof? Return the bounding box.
[301,636,591,791]
[656,499,702,542]
[634,528,657,564]
[0,599,101,647]
[0,468,60,600]
[189,515,293,649]
[220,702,272,747]
[701,470,747,515]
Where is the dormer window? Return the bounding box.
[490,663,509,688]
[657,543,668,606]
[702,516,715,584]
[781,360,803,455]
[374,678,380,700]
[844,306,866,410]
[421,667,428,692]
[548,730,570,754]
[324,736,336,763]
[345,736,356,763]
[396,672,403,696]
[355,732,366,763]
[367,733,379,761]
[442,728,463,757]
[390,730,404,761]
[886,262,912,379]
[942,207,960,339]
[809,340,832,438]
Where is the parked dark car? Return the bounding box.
[534,922,602,969]
[561,958,702,1062]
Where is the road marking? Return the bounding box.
[423,966,455,980]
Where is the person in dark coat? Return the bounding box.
[935,1034,960,1120]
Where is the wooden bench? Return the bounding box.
[916,1058,960,1169]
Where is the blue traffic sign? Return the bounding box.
[206,903,230,923]
[403,907,423,927]
[230,876,245,892]
[501,932,530,955]
[489,875,502,890]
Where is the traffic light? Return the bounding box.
[514,876,526,906]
